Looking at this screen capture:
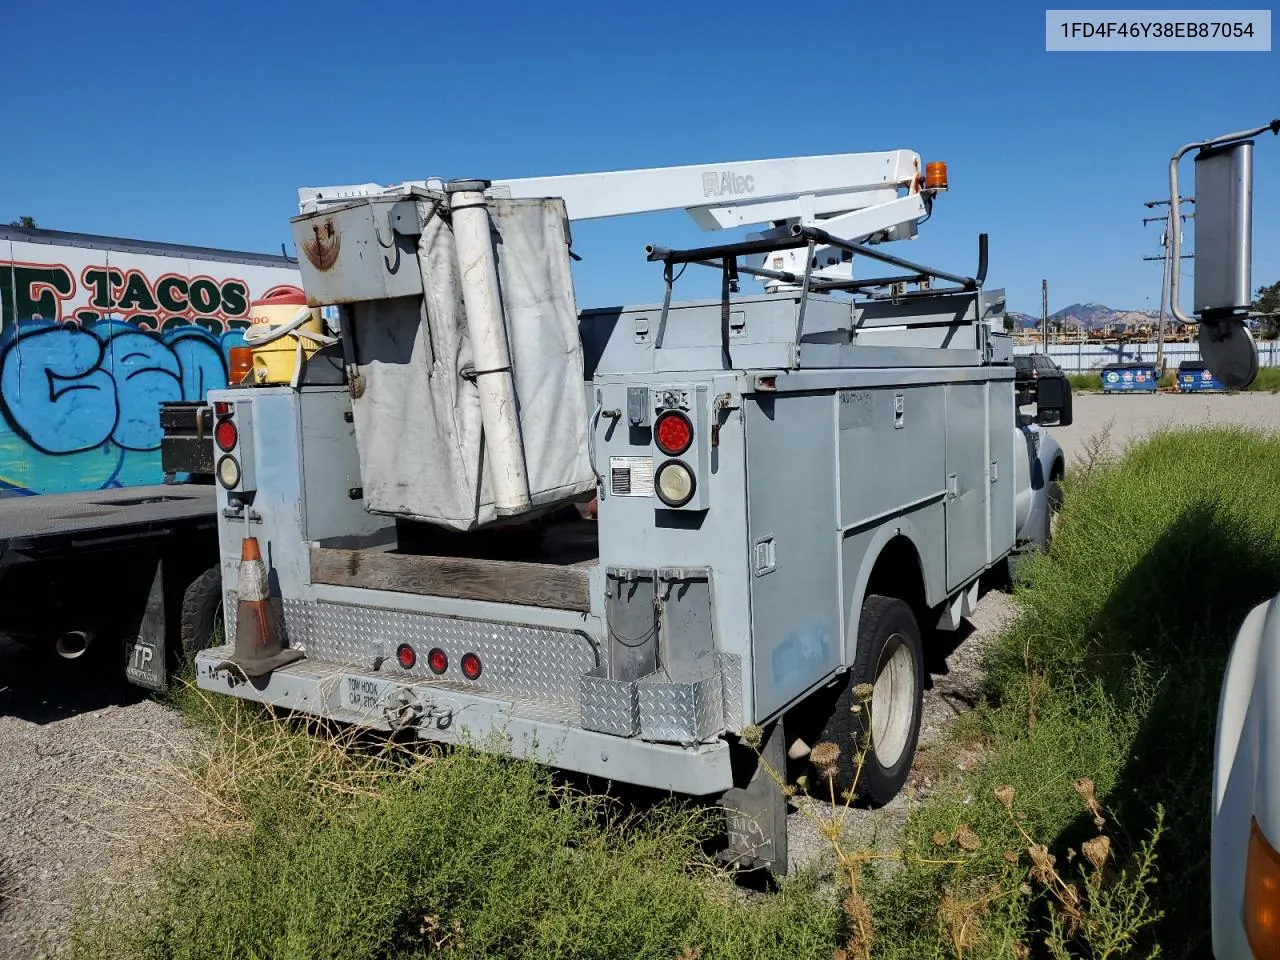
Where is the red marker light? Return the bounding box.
[461,652,482,680]
[213,401,233,418]
[654,411,693,456]
[214,419,238,452]
[396,644,416,669]
[427,648,448,675]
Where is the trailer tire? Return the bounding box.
[815,595,923,806]
[180,566,223,659]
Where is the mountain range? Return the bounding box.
[1007,302,1164,331]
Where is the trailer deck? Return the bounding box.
[0,484,217,559]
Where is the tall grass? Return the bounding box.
[864,426,1280,958]
[1249,366,1280,392]
[69,691,841,960]
[73,428,1280,959]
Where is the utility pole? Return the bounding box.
[1041,279,1048,352]
[1143,197,1194,375]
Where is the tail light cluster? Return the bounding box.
[647,385,710,512]
[212,399,255,497]
[395,644,483,680]
[653,410,696,508]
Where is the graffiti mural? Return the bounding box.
[0,238,300,495]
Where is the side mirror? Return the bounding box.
[1035,374,1073,427]
[1194,141,1253,317]
[1169,121,1280,390]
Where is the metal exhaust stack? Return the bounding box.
[446,180,532,518]
[55,630,93,660]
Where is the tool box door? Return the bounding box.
[944,383,990,591]
[744,392,841,720]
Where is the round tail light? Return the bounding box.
[427,648,448,675]
[655,460,696,507]
[214,419,238,452]
[216,455,241,489]
[654,410,693,456]
[396,644,416,669]
[460,652,482,680]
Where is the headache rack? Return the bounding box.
[643,226,991,365]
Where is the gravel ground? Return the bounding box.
[0,640,193,960]
[6,391,1280,956]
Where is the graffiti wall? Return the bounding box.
[0,233,300,496]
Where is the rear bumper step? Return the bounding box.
[194,645,734,796]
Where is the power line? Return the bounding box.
[1143,195,1194,371]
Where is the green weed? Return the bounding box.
[69,688,840,960]
[1248,366,1280,392]
[866,426,1280,958]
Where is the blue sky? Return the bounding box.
[2,0,1276,315]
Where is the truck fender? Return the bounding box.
[843,520,934,667]
[1212,596,1280,956]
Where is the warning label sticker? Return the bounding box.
[609,456,654,497]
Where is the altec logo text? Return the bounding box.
[702,171,756,199]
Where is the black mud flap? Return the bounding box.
[715,720,789,875]
[124,560,168,692]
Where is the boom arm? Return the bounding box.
[297,149,939,287]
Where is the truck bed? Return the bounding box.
[0,484,217,557]
[310,518,599,612]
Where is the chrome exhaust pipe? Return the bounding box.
[55,630,94,660]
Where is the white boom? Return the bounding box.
[297,150,938,287]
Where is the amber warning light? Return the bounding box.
[925,161,949,191]
[1246,817,1280,956]
[229,346,254,385]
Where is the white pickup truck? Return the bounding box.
[1179,118,1280,959]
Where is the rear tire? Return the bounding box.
[813,595,924,806]
[180,566,223,660]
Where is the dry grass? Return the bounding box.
[68,686,842,960]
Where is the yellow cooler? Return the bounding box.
[244,286,329,385]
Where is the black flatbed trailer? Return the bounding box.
[0,484,215,558]
[0,416,223,691]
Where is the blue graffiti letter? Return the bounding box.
[99,330,182,451]
[0,326,118,455]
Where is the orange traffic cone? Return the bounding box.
[214,536,304,678]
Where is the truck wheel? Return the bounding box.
[180,566,223,659]
[814,595,924,806]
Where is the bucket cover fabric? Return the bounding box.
[347,194,594,530]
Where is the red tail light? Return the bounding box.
[214,419,238,452]
[427,648,448,675]
[461,652,482,680]
[654,411,693,456]
[396,644,416,669]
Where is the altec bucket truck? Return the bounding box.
[193,149,1069,871]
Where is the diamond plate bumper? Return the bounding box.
[194,644,732,796]
[638,671,724,747]
[224,593,597,703]
[579,666,640,737]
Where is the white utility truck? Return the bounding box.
[193,149,1069,870]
